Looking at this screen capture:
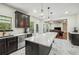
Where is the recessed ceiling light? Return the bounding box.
[33,10,37,13]
[65,11,69,14]
[48,19,50,21]
[40,13,44,16]
[43,16,45,18]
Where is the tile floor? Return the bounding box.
[10,48,25,55]
[10,39,79,55]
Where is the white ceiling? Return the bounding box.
[6,3,79,20]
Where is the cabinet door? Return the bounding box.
[25,41,51,55]
[6,37,18,54]
[25,41,39,55]
[0,39,6,55]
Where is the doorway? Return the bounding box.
[63,19,67,39]
[54,19,68,40]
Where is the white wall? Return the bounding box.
[30,16,44,34]
[30,16,39,33]
[76,14,79,31]
[50,22,63,31]
[0,4,25,34]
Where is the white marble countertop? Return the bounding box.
[25,32,57,47]
[13,32,32,36]
[0,33,32,39]
[70,32,79,34]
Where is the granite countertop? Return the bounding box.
[25,32,57,47]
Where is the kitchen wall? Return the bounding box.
[0,4,45,35]
[30,16,44,34]
[0,4,46,35]
[0,4,25,34]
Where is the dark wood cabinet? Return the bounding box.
[15,11,30,28]
[25,41,39,55]
[0,36,18,55]
[0,39,6,55]
[6,37,18,54]
[69,33,79,46]
[25,41,52,55]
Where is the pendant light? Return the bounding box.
[40,3,44,16]
[47,7,53,21]
[47,7,50,20]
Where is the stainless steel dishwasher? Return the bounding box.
[18,35,25,49]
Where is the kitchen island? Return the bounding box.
[25,32,57,55]
[69,32,79,46]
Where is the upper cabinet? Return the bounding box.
[15,11,30,28]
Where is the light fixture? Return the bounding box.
[47,7,51,20]
[65,11,69,14]
[40,4,44,17]
[48,18,50,21]
[43,16,45,18]
[40,13,44,16]
[41,16,45,19]
[33,9,37,13]
[50,12,53,14]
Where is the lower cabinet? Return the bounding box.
[0,36,18,55]
[25,41,39,55]
[6,37,18,54]
[69,33,79,46]
[25,41,52,55]
[0,39,6,55]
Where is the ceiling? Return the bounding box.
[5,3,79,21]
